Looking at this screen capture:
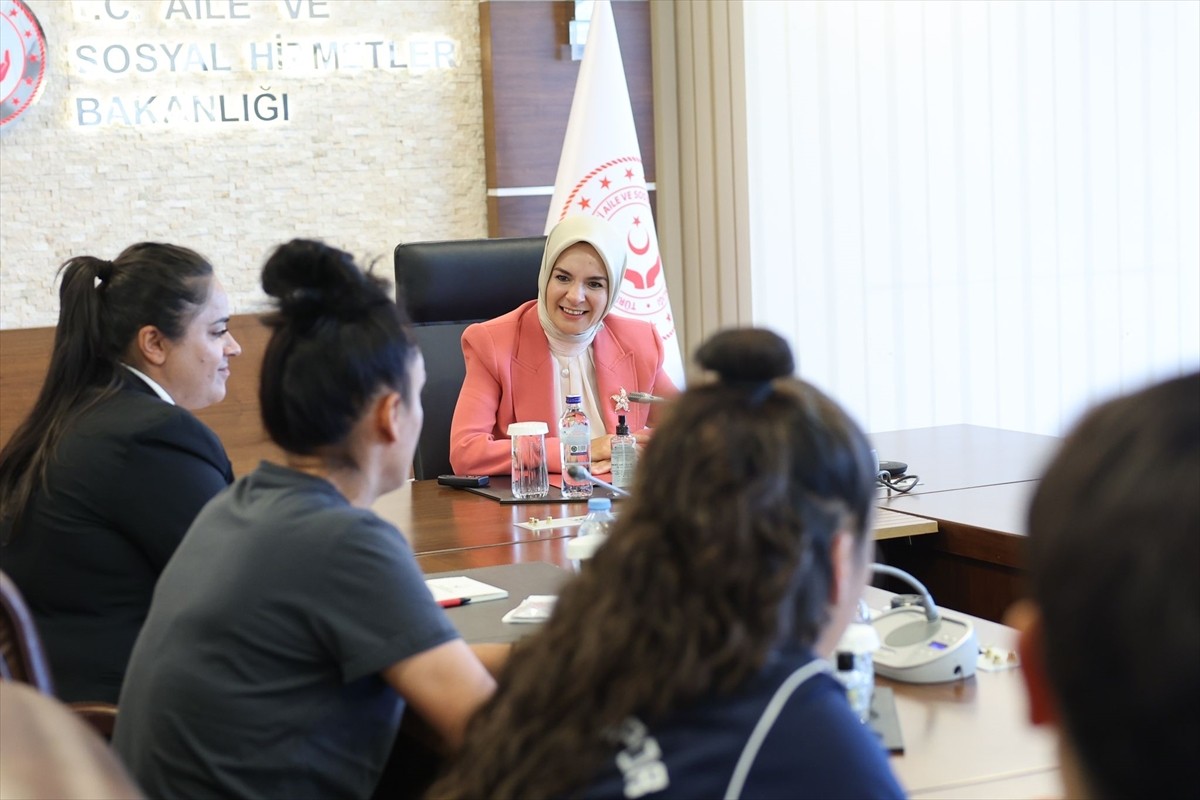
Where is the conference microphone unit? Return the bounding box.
[565,465,633,498]
[627,392,666,404]
[871,563,939,621]
[868,563,979,683]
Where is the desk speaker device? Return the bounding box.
[870,564,978,683]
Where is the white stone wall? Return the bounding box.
[0,0,487,329]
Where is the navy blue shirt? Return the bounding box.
[578,648,906,800]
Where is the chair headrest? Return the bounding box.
[394,236,546,324]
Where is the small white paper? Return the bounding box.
[501,595,558,624]
[514,515,587,532]
[426,576,508,604]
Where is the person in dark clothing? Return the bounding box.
[431,328,905,800]
[114,239,506,800]
[0,242,239,703]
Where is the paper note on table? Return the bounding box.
[426,576,509,605]
[515,515,588,532]
[501,595,558,624]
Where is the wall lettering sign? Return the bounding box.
[67,0,460,128]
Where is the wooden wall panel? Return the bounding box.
[488,191,657,240]
[487,195,552,239]
[0,327,53,448]
[481,0,655,235]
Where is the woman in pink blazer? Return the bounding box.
[449,216,675,476]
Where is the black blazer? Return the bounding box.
[0,374,233,703]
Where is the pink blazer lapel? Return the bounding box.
[511,307,559,429]
[592,326,635,433]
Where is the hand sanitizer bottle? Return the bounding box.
[610,414,637,489]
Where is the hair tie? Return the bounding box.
[286,287,319,304]
[727,378,774,407]
[93,259,114,289]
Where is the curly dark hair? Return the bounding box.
[430,328,877,799]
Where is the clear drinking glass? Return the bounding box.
[508,422,549,499]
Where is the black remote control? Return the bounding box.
[437,474,490,488]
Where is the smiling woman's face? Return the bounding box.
[545,243,609,335]
[156,278,242,410]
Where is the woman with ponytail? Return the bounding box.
[114,239,506,800]
[431,329,905,800]
[0,243,240,704]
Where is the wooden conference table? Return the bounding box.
[373,481,938,572]
[868,425,1060,623]
[370,424,1065,798]
[415,562,1060,800]
[379,424,1060,620]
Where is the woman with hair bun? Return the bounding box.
[114,239,506,800]
[431,328,905,799]
[0,243,240,704]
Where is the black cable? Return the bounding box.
[877,471,919,494]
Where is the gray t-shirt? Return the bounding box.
[113,462,459,800]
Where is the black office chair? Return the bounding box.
[394,236,546,480]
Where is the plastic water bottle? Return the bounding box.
[835,613,880,724]
[835,650,874,724]
[610,414,637,489]
[577,497,616,538]
[567,497,615,570]
[560,394,592,498]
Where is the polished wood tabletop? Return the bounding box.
[862,586,1060,798]
[867,426,1059,623]
[372,426,1065,797]
[405,557,1060,799]
[373,480,938,560]
[882,481,1039,562]
[879,480,1042,623]
[869,424,1059,496]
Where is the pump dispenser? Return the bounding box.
[611,414,637,489]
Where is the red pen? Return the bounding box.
[438,597,472,608]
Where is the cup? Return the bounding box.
[508,422,549,499]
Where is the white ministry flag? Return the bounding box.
[545,0,685,387]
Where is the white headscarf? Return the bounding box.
[536,216,628,357]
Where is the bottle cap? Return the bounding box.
[565,394,582,405]
[616,414,629,436]
[586,497,612,512]
[507,421,549,436]
[836,622,881,654]
[836,651,855,671]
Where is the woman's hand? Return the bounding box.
[589,430,654,475]
[589,435,612,475]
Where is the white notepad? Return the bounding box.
[501,595,558,624]
[425,576,509,605]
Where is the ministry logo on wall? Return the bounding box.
[1,0,47,127]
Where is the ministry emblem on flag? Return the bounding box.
[559,156,667,321]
